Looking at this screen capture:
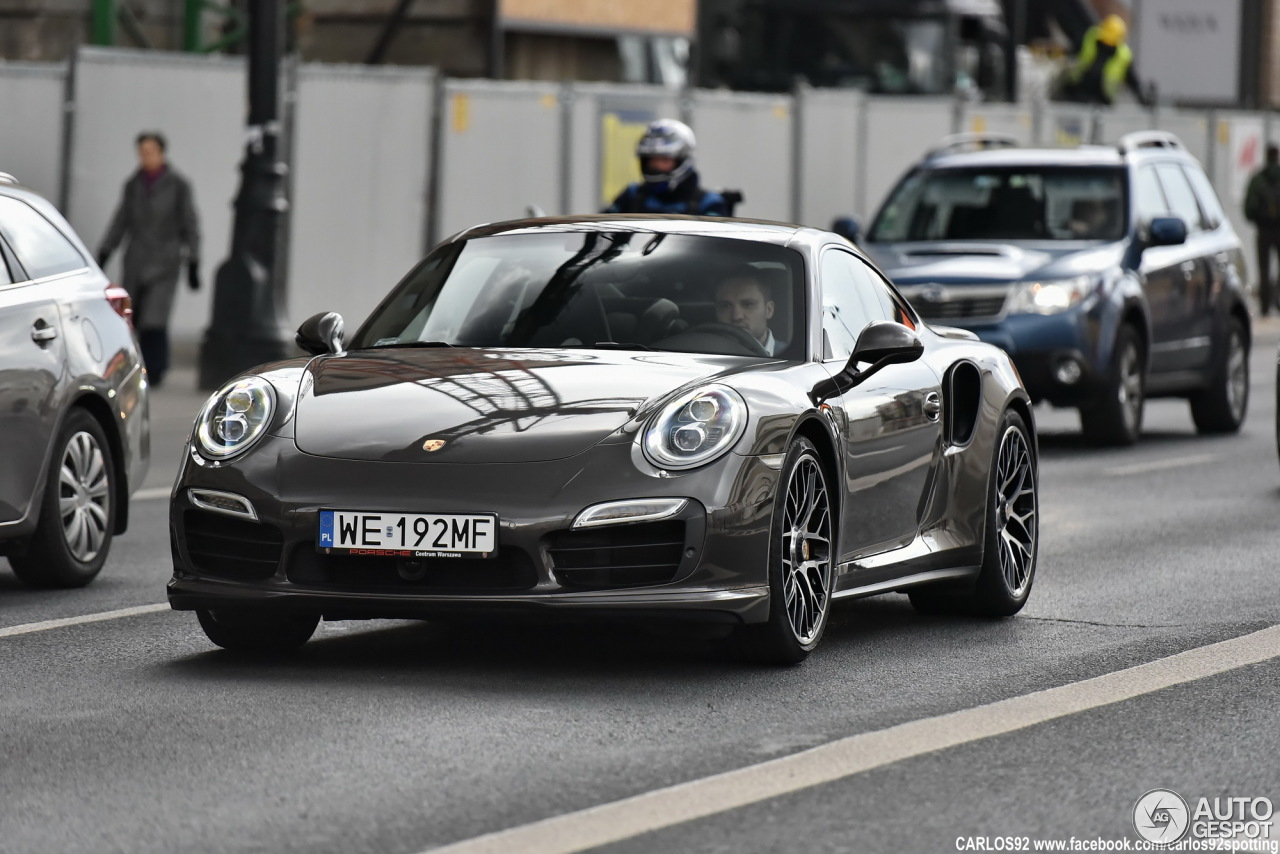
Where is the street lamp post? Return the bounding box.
[198,0,293,390]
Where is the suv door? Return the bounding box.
[1152,161,1213,373]
[819,248,942,559]
[0,232,65,526]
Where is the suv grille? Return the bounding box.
[548,520,686,589]
[903,285,1009,321]
[183,510,283,581]
[287,547,538,592]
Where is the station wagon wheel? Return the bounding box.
[1190,315,1249,434]
[1080,325,1144,446]
[196,609,320,653]
[737,437,834,664]
[8,409,116,589]
[910,409,1038,617]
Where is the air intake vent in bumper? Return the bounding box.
[548,520,686,589]
[182,510,283,581]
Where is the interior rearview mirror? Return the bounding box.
[296,311,345,356]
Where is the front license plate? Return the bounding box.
[318,510,498,558]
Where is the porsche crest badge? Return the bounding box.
[422,438,446,452]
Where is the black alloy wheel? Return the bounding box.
[911,409,1038,616]
[738,437,834,664]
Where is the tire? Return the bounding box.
[8,409,116,589]
[196,609,319,653]
[910,409,1038,617]
[737,437,835,664]
[1189,316,1248,434]
[1080,325,1144,446]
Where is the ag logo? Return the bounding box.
[1133,788,1190,843]
[422,438,446,452]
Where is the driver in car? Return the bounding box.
[715,266,784,356]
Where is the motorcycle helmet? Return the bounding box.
[636,119,697,191]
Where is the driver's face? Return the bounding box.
[715,277,774,346]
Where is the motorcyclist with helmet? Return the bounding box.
[605,119,731,216]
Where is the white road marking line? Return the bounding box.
[0,603,170,639]
[424,624,1280,854]
[134,487,172,501]
[1105,453,1217,477]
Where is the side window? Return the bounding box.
[1182,164,1225,230]
[1154,162,1206,232]
[1132,166,1170,225]
[0,195,87,281]
[0,241,14,286]
[820,250,889,361]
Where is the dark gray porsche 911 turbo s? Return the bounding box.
[168,215,1039,663]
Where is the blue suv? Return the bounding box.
[853,132,1250,445]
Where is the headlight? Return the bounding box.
[1009,275,1095,315]
[642,385,748,470]
[194,376,276,460]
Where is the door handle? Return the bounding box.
[923,391,942,421]
[31,320,57,343]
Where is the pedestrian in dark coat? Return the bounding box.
[97,131,201,386]
[1244,143,1280,316]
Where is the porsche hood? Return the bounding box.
[291,348,746,463]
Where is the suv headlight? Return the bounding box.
[1009,275,1094,315]
[642,385,748,470]
[194,376,276,460]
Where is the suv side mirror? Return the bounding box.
[831,216,861,244]
[296,311,345,356]
[1146,216,1188,247]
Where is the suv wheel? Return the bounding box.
[1189,315,1248,434]
[1080,325,1144,446]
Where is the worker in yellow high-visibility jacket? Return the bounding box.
[1065,14,1132,106]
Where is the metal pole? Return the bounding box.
[184,0,203,52]
[91,0,116,46]
[198,0,293,390]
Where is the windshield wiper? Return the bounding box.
[367,340,456,349]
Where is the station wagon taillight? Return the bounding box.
[105,284,133,328]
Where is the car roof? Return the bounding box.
[449,214,811,248]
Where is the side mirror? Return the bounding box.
[296,311,345,356]
[831,216,861,244]
[1146,216,1187,247]
[849,320,924,369]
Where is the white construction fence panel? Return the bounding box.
[68,47,245,346]
[859,98,955,220]
[690,90,793,222]
[567,83,679,216]
[1038,106,1095,147]
[288,64,434,333]
[795,87,861,232]
[0,63,66,201]
[437,80,562,238]
[957,103,1035,146]
[1214,114,1268,291]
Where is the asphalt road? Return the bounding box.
[3,320,1280,854]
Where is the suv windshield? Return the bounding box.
[351,231,806,359]
[869,166,1128,243]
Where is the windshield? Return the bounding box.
[868,166,1128,243]
[351,231,807,359]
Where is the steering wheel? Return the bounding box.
[688,322,771,357]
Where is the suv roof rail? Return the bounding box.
[1117,131,1184,154]
[0,172,18,186]
[924,133,1019,160]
